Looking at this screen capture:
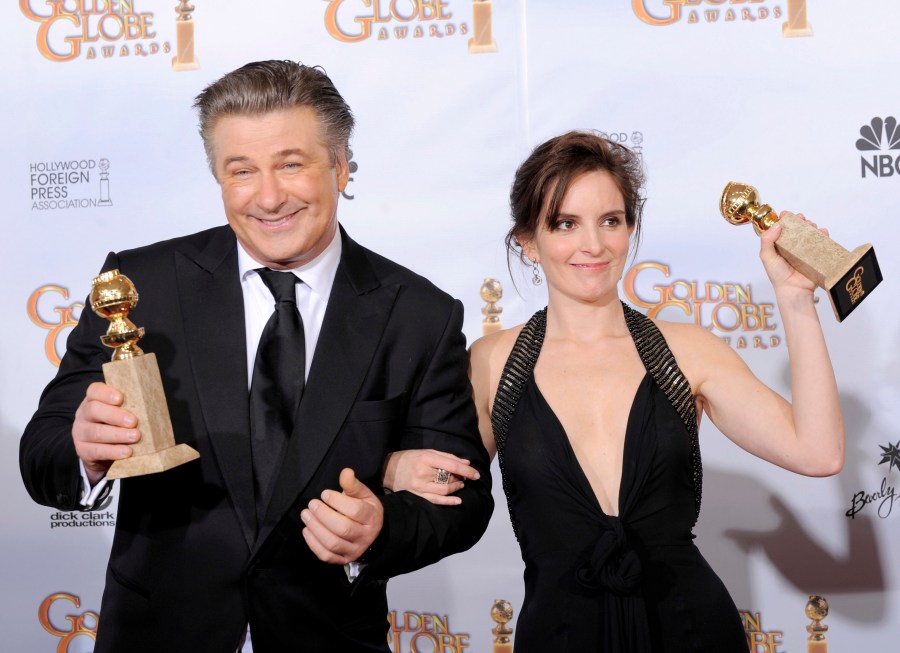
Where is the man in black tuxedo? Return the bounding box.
[20,60,492,652]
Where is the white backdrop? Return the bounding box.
[3,1,898,651]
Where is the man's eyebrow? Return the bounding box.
[275,148,307,158]
[222,149,308,168]
[222,155,250,168]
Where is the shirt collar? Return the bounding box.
[236,224,343,302]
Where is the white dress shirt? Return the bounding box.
[237,226,342,389]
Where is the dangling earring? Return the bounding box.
[531,258,543,286]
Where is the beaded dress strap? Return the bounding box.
[490,303,702,536]
[490,308,546,541]
[621,303,702,524]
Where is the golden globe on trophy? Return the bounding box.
[783,0,813,37]
[480,278,503,335]
[720,182,882,322]
[91,270,199,479]
[490,599,514,653]
[468,0,498,54]
[805,595,829,652]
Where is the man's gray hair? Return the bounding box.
[193,60,354,173]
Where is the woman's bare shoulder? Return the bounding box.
[652,317,743,389]
[653,317,727,354]
[469,324,533,404]
[470,324,525,370]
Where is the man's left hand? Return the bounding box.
[301,468,384,565]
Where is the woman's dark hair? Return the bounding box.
[507,130,645,262]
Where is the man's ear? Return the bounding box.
[336,154,350,193]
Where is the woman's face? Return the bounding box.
[521,169,633,304]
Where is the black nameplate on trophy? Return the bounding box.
[828,247,882,322]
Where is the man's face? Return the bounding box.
[211,107,349,270]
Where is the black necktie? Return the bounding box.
[250,268,305,527]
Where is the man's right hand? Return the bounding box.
[72,381,140,486]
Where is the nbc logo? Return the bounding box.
[856,116,900,178]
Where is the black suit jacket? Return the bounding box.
[20,225,493,652]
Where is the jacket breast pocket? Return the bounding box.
[344,393,405,423]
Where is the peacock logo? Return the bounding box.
[855,117,900,152]
[856,116,900,178]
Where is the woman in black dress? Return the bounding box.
[383,131,844,651]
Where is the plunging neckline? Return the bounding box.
[488,304,744,653]
[530,371,651,519]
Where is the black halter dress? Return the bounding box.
[491,305,748,652]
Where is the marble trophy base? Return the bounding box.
[103,353,198,479]
[171,16,199,71]
[468,37,498,54]
[172,58,199,71]
[782,22,813,37]
[482,320,502,335]
[774,213,881,322]
[468,1,498,53]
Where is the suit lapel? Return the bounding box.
[257,229,398,547]
[175,227,256,550]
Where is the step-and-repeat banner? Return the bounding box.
[3,1,898,651]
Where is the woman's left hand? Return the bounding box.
[381,449,480,506]
[759,211,823,294]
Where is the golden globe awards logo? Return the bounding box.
[30,157,113,211]
[324,0,470,44]
[39,593,98,651]
[388,610,470,652]
[20,0,170,62]
[28,284,83,367]
[633,0,804,31]
[623,262,783,350]
[740,611,784,652]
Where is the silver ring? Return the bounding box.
[434,468,450,485]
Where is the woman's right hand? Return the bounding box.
[759,212,820,295]
[382,449,480,506]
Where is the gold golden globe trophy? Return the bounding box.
[719,182,882,322]
[172,0,199,71]
[91,270,199,479]
[481,278,503,335]
[783,0,813,37]
[806,595,829,652]
[490,599,514,653]
[468,0,498,53]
